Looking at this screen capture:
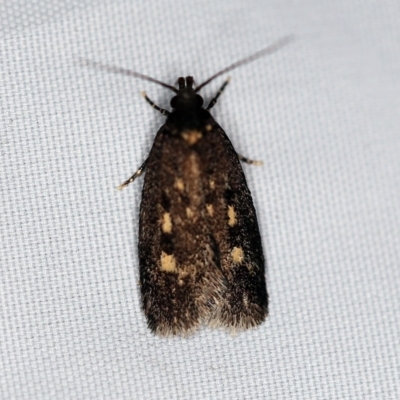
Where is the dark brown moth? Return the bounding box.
[85,36,291,335]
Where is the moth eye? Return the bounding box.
[170,96,178,108]
[195,95,204,106]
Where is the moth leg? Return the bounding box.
[117,159,148,190]
[206,77,231,111]
[237,154,263,165]
[141,92,170,116]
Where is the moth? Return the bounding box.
[86,37,291,335]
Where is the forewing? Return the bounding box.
[138,124,226,336]
[196,120,268,330]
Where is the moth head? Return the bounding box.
[170,76,204,109]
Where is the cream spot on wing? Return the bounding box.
[184,153,201,206]
[231,247,244,264]
[187,153,200,179]
[160,252,177,272]
[178,270,190,285]
[162,212,172,233]
[205,124,212,132]
[186,207,194,219]
[228,206,237,227]
[182,130,202,145]
[206,204,214,216]
[209,180,215,190]
[174,178,185,191]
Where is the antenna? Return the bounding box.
[195,35,293,92]
[81,35,293,92]
[80,59,178,93]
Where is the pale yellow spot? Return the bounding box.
[179,270,190,279]
[187,153,200,179]
[209,180,215,190]
[205,124,212,132]
[186,207,194,219]
[206,204,214,217]
[160,252,177,272]
[182,130,202,145]
[162,212,172,233]
[228,206,237,227]
[231,247,244,264]
[178,270,190,285]
[174,178,184,191]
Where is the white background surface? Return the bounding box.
[1,1,399,399]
